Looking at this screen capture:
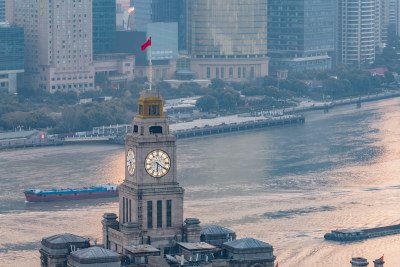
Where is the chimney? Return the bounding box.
[350,257,369,267]
[373,258,384,267]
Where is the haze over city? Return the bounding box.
[1,1,400,266]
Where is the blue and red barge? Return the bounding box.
[24,184,118,202]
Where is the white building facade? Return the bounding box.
[338,0,376,67]
[13,0,95,93]
[389,0,400,36]
[375,0,389,50]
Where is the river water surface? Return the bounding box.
[1,98,400,266]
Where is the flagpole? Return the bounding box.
[149,37,152,91]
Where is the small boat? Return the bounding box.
[24,184,118,202]
[324,224,400,242]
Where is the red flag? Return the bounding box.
[275,262,278,267]
[379,256,384,260]
[141,37,151,51]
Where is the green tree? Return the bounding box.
[220,90,240,110]
[196,95,218,112]
[26,108,56,129]
[210,79,225,90]
[384,71,395,83]
[0,111,28,130]
[60,107,81,133]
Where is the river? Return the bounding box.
[0,98,400,266]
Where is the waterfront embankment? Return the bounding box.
[1,90,399,149]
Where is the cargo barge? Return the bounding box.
[324,224,400,242]
[24,184,118,202]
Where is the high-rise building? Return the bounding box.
[93,0,116,55]
[189,0,269,81]
[338,0,376,67]
[151,0,179,22]
[375,0,389,50]
[0,0,5,22]
[13,0,95,92]
[132,0,152,32]
[0,22,24,93]
[151,0,187,51]
[388,0,400,37]
[131,0,187,51]
[5,0,14,24]
[267,0,335,73]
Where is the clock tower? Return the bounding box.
[119,90,184,252]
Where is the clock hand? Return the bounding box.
[156,161,160,172]
[157,163,167,170]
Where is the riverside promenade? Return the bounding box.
[1,90,399,148]
[286,90,400,114]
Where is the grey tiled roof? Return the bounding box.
[41,233,90,249]
[70,246,120,263]
[223,238,272,250]
[201,225,235,235]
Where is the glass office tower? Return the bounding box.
[93,0,116,54]
[190,0,268,58]
[0,0,5,22]
[268,0,335,73]
[189,0,269,81]
[0,24,24,93]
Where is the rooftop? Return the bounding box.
[41,233,90,249]
[124,244,160,255]
[177,242,217,252]
[0,130,39,140]
[201,225,235,236]
[69,246,120,264]
[223,238,272,250]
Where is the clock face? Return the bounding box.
[126,149,136,176]
[145,150,171,178]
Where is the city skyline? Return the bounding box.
[2,0,400,93]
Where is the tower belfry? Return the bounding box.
[103,90,184,255]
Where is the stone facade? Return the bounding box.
[13,0,95,92]
[99,90,277,267]
[190,57,269,82]
[40,91,277,267]
[104,90,185,255]
[39,234,90,267]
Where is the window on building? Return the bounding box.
[243,67,246,78]
[166,200,172,227]
[123,197,126,224]
[139,105,143,115]
[250,67,254,78]
[229,67,233,78]
[151,105,159,116]
[206,67,210,79]
[216,68,219,79]
[150,126,162,134]
[147,201,153,229]
[157,200,162,228]
[126,198,129,223]
[221,68,224,79]
[129,199,132,222]
[134,125,138,133]
[238,68,241,79]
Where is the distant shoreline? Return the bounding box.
[1,91,400,150]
